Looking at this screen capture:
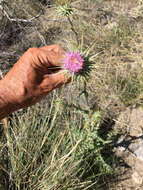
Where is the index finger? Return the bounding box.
[39,45,64,67]
[39,44,63,54]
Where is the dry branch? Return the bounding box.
[0,3,42,23]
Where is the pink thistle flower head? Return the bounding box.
[63,52,84,74]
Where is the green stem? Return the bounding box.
[67,15,79,46]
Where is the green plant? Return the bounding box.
[0,94,117,190]
[56,2,74,16]
[70,110,115,181]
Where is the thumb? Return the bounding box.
[42,71,71,92]
[50,71,71,89]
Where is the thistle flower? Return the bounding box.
[63,52,84,74]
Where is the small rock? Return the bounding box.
[134,144,143,161]
[132,171,143,185]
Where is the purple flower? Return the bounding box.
[63,52,84,74]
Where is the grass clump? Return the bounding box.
[116,74,143,106]
[0,95,116,190]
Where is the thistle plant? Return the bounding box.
[62,46,98,82]
[62,52,84,74]
[56,1,79,45]
[76,46,99,81]
[56,1,74,16]
[56,1,98,81]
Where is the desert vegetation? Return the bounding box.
[0,0,143,189]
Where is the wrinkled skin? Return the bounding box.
[0,45,69,119]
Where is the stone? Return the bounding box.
[132,171,143,185]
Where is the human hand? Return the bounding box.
[0,45,69,118]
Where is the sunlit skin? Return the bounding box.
[0,45,70,120]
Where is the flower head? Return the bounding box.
[63,52,84,74]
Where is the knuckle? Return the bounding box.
[54,45,62,52]
[27,47,38,54]
[48,44,62,53]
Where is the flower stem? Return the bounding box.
[66,15,79,46]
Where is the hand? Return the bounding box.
[0,45,69,119]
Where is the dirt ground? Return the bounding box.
[112,107,143,190]
[93,1,143,189]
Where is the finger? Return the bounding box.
[40,44,63,54]
[37,46,64,68]
[46,50,63,67]
[41,71,71,92]
[48,71,71,89]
